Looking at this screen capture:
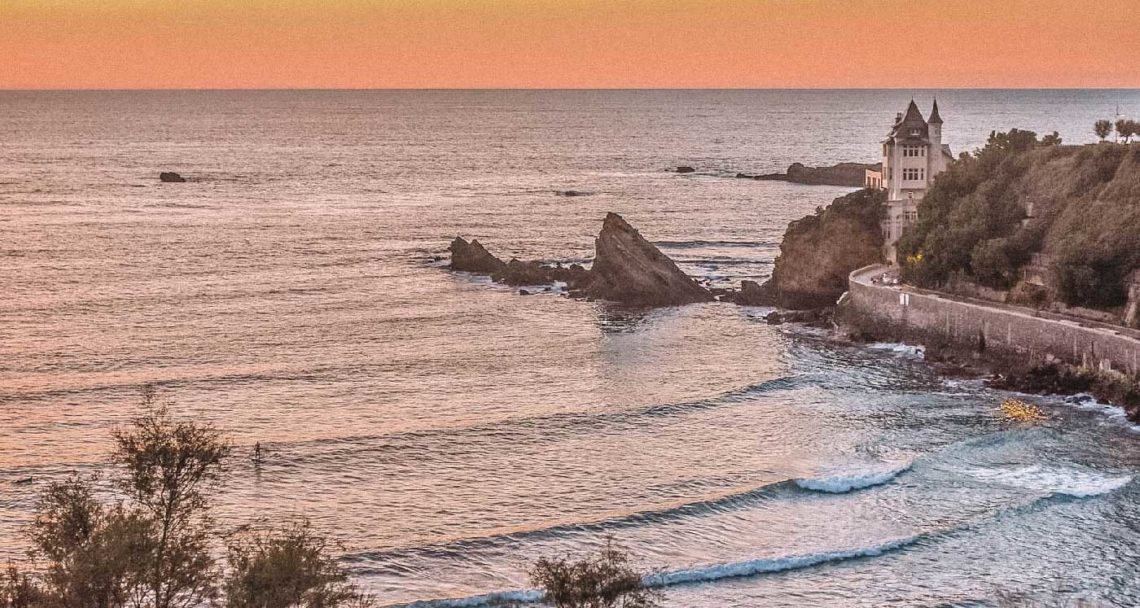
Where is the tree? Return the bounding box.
[1040,131,1062,146]
[1094,119,1113,141]
[530,540,660,608]
[112,390,231,608]
[223,521,375,608]
[1116,118,1136,143]
[11,391,372,608]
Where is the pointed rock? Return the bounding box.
[585,213,714,306]
[449,237,507,274]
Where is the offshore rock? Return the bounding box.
[493,259,555,286]
[159,172,187,183]
[675,166,696,174]
[584,212,714,306]
[449,237,507,274]
[756,162,880,187]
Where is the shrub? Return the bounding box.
[224,521,374,608]
[530,540,660,608]
[0,566,46,608]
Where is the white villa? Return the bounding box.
[864,100,954,263]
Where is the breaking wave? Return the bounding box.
[794,462,913,493]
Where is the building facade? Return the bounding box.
[864,100,954,263]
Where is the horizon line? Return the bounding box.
[3,86,1140,93]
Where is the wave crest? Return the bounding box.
[794,462,912,494]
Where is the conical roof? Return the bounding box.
[929,99,943,124]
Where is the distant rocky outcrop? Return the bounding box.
[159,172,187,183]
[447,213,712,307]
[753,162,880,187]
[761,188,886,309]
[583,213,714,306]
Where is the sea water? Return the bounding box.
[2,90,1139,606]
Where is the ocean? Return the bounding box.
[2,89,1140,606]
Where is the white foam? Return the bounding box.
[961,465,1132,498]
[1058,394,1140,434]
[867,342,925,359]
[794,462,912,494]
[644,535,922,587]
[396,589,542,608]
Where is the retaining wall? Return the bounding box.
[846,265,1140,376]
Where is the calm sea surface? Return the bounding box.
[3,90,1140,606]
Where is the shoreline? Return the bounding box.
[836,265,1140,423]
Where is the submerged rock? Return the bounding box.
[584,212,714,307]
[448,237,507,274]
[727,279,775,306]
[159,172,186,183]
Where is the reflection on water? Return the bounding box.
[2,90,1139,606]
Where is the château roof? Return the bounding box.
[888,99,929,142]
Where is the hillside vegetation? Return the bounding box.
[898,131,1140,308]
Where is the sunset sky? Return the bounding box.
[2,0,1138,89]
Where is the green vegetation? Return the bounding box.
[1,390,375,608]
[898,129,1140,309]
[1094,119,1113,141]
[530,539,661,608]
[1116,118,1139,144]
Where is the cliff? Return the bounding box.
[759,188,886,309]
[899,133,1140,317]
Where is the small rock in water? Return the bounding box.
[519,289,532,296]
[675,166,696,174]
[159,172,186,183]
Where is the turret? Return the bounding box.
[928,99,944,173]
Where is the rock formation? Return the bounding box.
[446,213,712,307]
[159,172,186,183]
[754,162,879,187]
[762,188,886,309]
[583,213,714,306]
[675,166,696,174]
[448,237,507,274]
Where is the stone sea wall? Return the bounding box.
[845,265,1140,377]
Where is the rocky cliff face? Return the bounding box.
[763,188,886,309]
[448,213,712,307]
[584,213,714,306]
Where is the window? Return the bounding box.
[902,168,926,181]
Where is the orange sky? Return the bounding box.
[2,0,1138,89]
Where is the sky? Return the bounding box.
[2,0,1138,89]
